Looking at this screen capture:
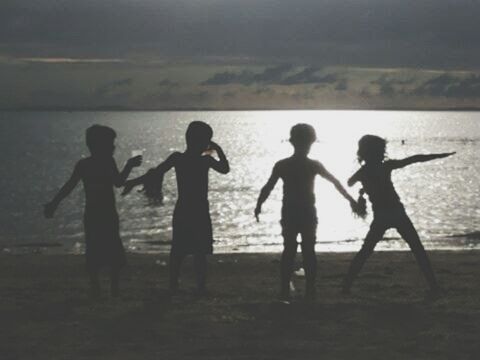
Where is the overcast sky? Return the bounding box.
[1,0,480,110]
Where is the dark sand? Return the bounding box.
[1,251,479,360]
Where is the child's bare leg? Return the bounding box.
[169,250,186,292]
[194,254,207,294]
[110,267,120,298]
[397,217,439,291]
[300,230,317,301]
[342,222,385,293]
[88,270,101,299]
[280,232,298,301]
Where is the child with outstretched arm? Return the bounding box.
[255,124,357,302]
[44,125,142,299]
[342,134,455,300]
[122,121,229,296]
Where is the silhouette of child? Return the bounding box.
[255,124,357,302]
[122,121,229,295]
[342,134,455,299]
[44,125,142,299]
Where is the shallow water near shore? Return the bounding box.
[0,110,479,254]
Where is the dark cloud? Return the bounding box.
[371,76,397,97]
[255,64,293,83]
[2,0,480,110]
[414,74,480,98]
[202,65,342,87]
[360,88,372,98]
[202,65,293,86]
[370,75,416,97]
[335,79,348,91]
[313,75,340,89]
[1,1,480,69]
[282,68,337,86]
[202,70,255,86]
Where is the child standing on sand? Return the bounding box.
[255,124,357,302]
[122,121,229,295]
[342,134,455,299]
[44,125,142,299]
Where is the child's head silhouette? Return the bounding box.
[289,124,316,154]
[86,125,116,156]
[186,121,213,153]
[357,135,386,164]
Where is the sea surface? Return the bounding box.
[0,110,478,253]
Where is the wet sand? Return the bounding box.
[1,251,479,359]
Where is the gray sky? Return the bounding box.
[1,0,480,110]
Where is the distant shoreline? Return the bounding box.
[2,232,479,255]
[2,246,479,256]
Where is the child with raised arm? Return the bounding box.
[342,134,455,299]
[44,125,142,299]
[254,124,357,302]
[122,121,229,296]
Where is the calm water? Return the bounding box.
[0,110,479,253]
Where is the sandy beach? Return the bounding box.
[1,251,479,360]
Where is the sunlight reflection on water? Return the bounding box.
[0,110,478,253]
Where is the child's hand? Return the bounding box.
[127,155,143,168]
[350,199,367,219]
[43,202,57,219]
[122,181,135,196]
[209,141,222,153]
[436,152,456,160]
[349,199,359,213]
[254,206,261,222]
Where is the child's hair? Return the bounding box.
[86,125,116,155]
[357,135,386,163]
[289,123,317,146]
[186,121,213,150]
[142,169,164,205]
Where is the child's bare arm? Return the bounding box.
[347,169,362,187]
[254,164,280,222]
[114,155,143,187]
[317,162,356,204]
[208,142,230,174]
[388,152,456,169]
[122,153,177,195]
[44,163,81,218]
